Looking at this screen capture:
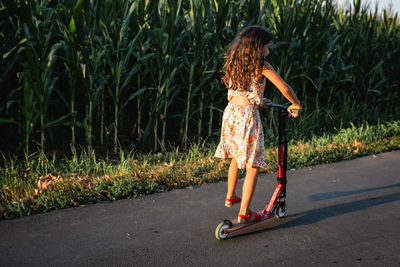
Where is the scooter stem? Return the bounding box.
[277,108,288,186]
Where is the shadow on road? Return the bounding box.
[229,191,400,240]
[309,183,400,202]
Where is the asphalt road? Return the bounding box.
[1,151,400,266]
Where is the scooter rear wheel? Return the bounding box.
[215,221,232,240]
[275,203,287,219]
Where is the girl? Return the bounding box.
[215,26,301,223]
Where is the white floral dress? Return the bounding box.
[214,78,266,169]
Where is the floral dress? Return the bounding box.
[214,78,266,169]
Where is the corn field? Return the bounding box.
[1,0,399,156]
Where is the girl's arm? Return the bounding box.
[262,63,301,117]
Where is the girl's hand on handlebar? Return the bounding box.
[288,104,301,118]
[260,98,271,108]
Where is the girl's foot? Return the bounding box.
[225,195,241,207]
[238,210,263,224]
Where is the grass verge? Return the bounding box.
[1,121,399,219]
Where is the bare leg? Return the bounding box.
[239,166,259,219]
[226,158,239,200]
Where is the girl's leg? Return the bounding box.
[226,158,239,199]
[239,166,259,218]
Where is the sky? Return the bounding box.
[335,0,400,16]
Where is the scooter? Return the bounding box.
[215,103,293,240]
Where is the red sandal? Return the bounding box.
[238,210,263,223]
[225,196,241,207]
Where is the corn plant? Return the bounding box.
[139,0,184,151]
[56,0,88,158]
[5,2,65,153]
[78,0,107,156]
[100,0,148,154]
[0,0,399,156]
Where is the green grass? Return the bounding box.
[1,120,399,219]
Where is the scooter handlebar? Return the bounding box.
[265,103,300,117]
[265,103,288,110]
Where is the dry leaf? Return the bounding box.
[42,183,48,190]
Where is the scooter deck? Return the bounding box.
[224,210,275,233]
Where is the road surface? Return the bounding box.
[1,151,399,266]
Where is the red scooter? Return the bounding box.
[215,103,293,240]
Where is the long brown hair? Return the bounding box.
[222,26,274,91]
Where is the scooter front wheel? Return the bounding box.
[215,221,232,240]
[275,203,287,219]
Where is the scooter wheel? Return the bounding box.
[215,221,232,240]
[275,203,287,219]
